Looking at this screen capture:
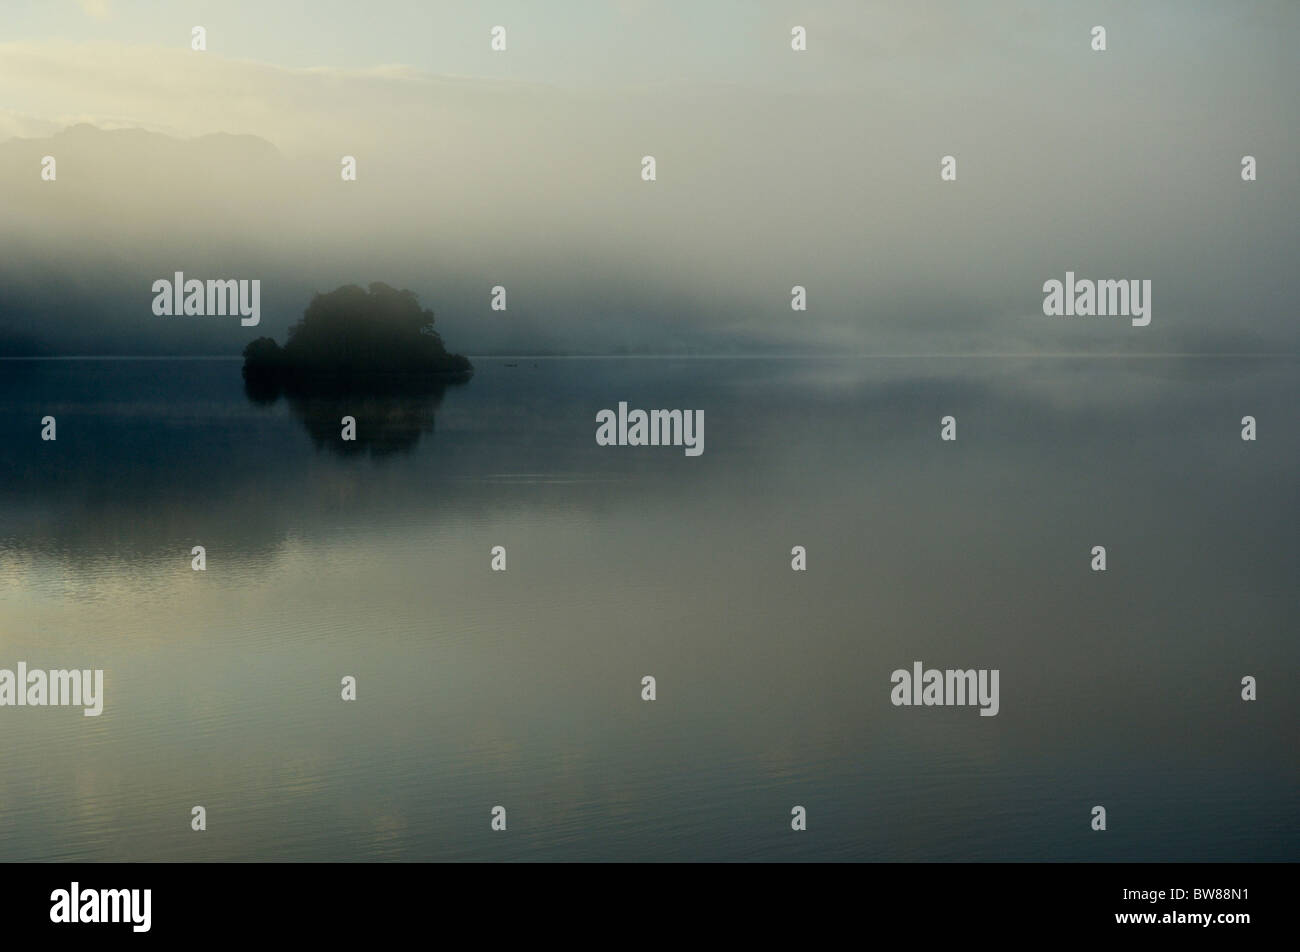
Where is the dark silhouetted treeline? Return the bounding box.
[243,282,472,397]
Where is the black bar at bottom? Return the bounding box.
[3,862,1282,939]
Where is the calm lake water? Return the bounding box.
[0,356,1296,861]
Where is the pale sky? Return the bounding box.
[6,0,859,91]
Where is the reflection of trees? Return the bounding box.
[245,374,462,457]
[288,388,445,457]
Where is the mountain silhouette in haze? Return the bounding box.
[0,124,295,357]
[0,123,285,206]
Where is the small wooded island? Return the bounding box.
[242,283,472,394]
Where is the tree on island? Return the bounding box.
[242,283,472,393]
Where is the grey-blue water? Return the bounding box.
[0,356,1296,861]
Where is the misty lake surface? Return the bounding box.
[1,356,1296,862]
